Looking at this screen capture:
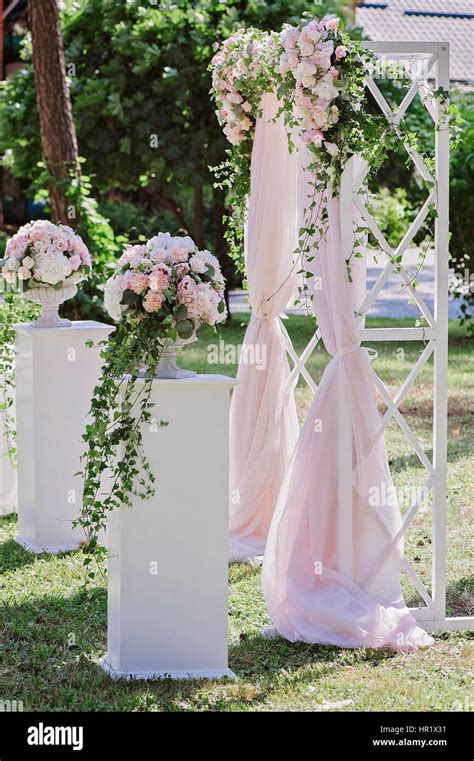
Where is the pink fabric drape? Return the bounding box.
[261,147,433,650]
[229,93,300,563]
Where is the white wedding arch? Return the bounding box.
[223,37,472,639]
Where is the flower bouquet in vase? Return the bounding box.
[0,221,91,328]
[105,233,227,378]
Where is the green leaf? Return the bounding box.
[121,289,142,310]
[174,303,188,321]
[176,319,194,340]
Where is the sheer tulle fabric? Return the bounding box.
[261,147,433,650]
[229,93,300,563]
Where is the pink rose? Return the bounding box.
[17,266,31,280]
[143,291,164,313]
[177,275,196,303]
[6,234,28,259]
[335,45,347,60]
[72,237,91,266]
[148,269,169,291]
[175,262,190,278]
[325,17,339,31]
[128,272,149,294]
[22,256,35,269]
[302,129,324,146]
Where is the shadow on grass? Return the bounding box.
[0,580,400,712]
[405,574,473,617]
[0,514,37,574]
[446,575,474,618]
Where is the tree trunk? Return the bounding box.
[213,186,232,316]
[148,189,191,234]
[193,185,205,249]
[29,0,79,224]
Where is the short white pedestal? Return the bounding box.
[15,320,114,553]
[102,374,237,680]
[0,371,16,516]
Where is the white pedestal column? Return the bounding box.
[0,369,16,516]
[15,320,114,553]
[102,374,237,680]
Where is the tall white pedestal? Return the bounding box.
[0,370,16,516]
[15,320,114,553]
[102,374,237,680]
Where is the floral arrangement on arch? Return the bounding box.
[210,14,388,275]
[0,220,91,289]
[211,27,280,149]
[278,16,351,167]
[77,233,227,577]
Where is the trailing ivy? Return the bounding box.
[74,317,170,581]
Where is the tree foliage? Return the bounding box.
[0,0,346,286]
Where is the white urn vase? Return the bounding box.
[24,284,77,328]
[154,334,198,380]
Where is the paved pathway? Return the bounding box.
[229,248,465,320]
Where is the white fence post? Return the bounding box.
[433,42,450,624]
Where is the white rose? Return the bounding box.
[295,61,317,82]
[315,81,339,102]
[313,111,330,130]
[327,105,340,126]
[148,232,173,251]
[325,141,340,158]
[301,75,317,89]
[36,254,70,285]
[305,29,322,44]
[297,40,314,57]
[200,250,221,275]
[189,253,208,274]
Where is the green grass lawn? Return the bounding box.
[0,316,472,712]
